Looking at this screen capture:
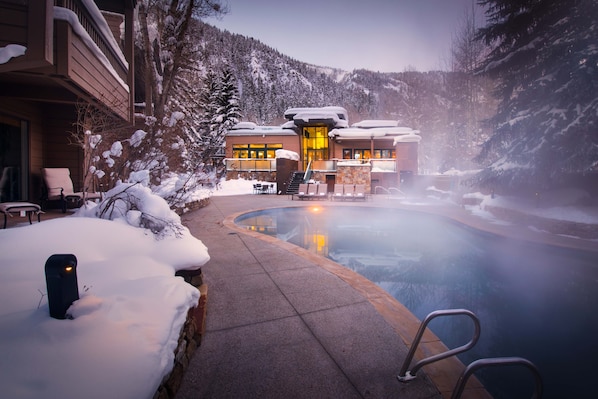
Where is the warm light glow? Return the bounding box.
[65,266,73,272]
[310,206,321,213]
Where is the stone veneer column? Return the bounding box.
[336,164,371,192]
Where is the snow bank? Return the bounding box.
[0,217,209,399]
[212,178,276,196]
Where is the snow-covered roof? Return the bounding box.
[394,134,422,144]
[228,123,296,136]
[281,120,297,129]
[329,124,421,142]
[233,121,258,130]
[284,106,349,128]
[352,120,399,128]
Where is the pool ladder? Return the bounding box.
[397,309,543,399]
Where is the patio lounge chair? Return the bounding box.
[295,183,309,200]
[0,202,42,228]
[316,184,328,199]
[354,184,366,200]
[42,168,102,212]
[343,184,355,200]
[306,183,318,199]
[332,184,344,201]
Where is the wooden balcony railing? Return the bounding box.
[54,0,128,81]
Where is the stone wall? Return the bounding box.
[336,164,371,192]
[153,269,208,399]
[174,198,210,215]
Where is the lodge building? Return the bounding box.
[224,106,422,194]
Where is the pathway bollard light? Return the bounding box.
[44,254,79,319]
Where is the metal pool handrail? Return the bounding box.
[397,309,481,382]
[451,357,543,399]
[373,186,406,197]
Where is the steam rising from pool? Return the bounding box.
[236,206,598,399]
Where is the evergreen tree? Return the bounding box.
[196,69,220,169]
[212,67,243,160]
[476,0,598,191]
[197,67,242,177]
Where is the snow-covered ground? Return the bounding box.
[0,177,280,399]
[463,187,598,225]
[0,177,595,399]
[0,180,215,399]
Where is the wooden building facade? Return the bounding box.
[0,0,136,203]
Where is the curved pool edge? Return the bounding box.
[223,205,492,399]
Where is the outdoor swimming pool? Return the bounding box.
[235,206,598,399]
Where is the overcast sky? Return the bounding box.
[205,0,485,73]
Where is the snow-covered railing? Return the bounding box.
[55,0,128,81]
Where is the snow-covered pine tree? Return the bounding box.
[475,0,598,192]
[211,67,242,176]
[213,67,243,137]
[195,69,220,172]
[196,67,242,178]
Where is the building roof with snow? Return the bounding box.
[228,107,421,143]
[228,122,296,136]
[283,106,349,128]
[329,123,421,142]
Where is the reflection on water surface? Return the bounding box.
[236,206,598,399]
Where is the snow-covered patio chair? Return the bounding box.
[41,168,102,213]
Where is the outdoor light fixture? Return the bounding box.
[44,254,80,320]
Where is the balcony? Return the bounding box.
[0,0,134,122]
[225,158,398,173]
[225,159,277,172]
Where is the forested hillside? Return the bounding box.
[191,21,497,173]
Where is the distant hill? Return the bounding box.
[193,21,497,173]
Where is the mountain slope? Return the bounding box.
[192,21,497,172]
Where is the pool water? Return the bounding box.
[235,206,598,399]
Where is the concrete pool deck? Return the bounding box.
[175,194,597,399]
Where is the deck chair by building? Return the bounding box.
[343,184,355,200]
[316,184,328,199]
[295,183,309,200]
[332,184,344,201]
[306,183,318,199]
[42,168,101,212]
[354,184,366,200]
